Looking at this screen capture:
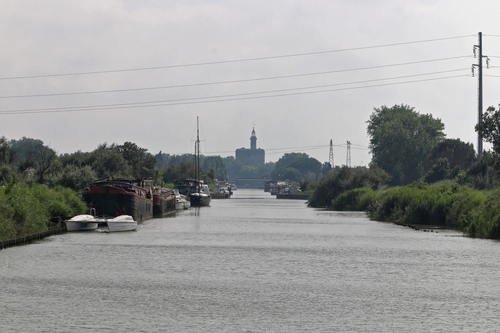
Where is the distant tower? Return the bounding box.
[329,139,334,170]
[346,141,351,168]
[235,127,265,165]
[250,128,257,150]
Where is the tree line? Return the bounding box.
[0,137,329,192]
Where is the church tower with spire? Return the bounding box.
[250,127,257,150]
[235,127,265,165]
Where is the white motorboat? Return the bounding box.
[174,189,191,210]
[65,214,101,231]
[107,215,138,232]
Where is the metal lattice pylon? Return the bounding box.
[329,139,334,171]
[346,141,351,168]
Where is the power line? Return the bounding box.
[0,57,469,99]
[0,74,468,115]
[0,35,473,81]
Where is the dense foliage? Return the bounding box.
[367,104,445,186]
[0,180,86,241]
[476,105,500,154]
[307,165,391,207]
[271,153,322,181]
[332,182,500,239]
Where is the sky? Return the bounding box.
[1,0,500,166]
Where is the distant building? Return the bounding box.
[235,128,265,165]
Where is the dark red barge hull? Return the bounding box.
[82,179,153,222]
[153,189,176,218]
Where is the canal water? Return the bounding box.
[1,189,500,332]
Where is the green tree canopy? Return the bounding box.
[476,105,500,154]
[271,153,321,181]
[367,104,445,186]
[424,138,476,172]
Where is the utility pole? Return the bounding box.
[473,32,490,161]
[346,141,351,168]
[329,139,334,172]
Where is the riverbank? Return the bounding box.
[0,181,86,242]
[331,182,500,239]
[276,193,310,200]
[0,227,67,250]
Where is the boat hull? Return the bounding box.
[175,198,191,210]
[107,215,138,232]
[189,193,211,207]
[64,214,100,231]
[82,180,153,222]
[65,221,99,231]
[153,191,176,217]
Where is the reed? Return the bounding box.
[332,182,500,238]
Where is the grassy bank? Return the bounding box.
[332,182,500,239]
[0,180,86,241]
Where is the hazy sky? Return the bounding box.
[1,0,500,165]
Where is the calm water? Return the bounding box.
[1,189,500,332]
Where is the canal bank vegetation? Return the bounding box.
[330,182,500,238]
[0,179,86,241]
[308,104,500,239]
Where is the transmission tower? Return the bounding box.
[329,139,334,171]
[473,32,490,161]
[346,141,351,168]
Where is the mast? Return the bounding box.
[196,116,200,193]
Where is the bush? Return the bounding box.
[0,182,87,241]
[331,187,375,211]
[309,166,390,208]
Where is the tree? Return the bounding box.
[367,104,445,186]
[271,153,321,181]
[0,136,16,165]
[423,158,451,184]
[476,105,500,154]
[423,138,476,173]
[89,143,130,179]
[117,142,157,179]
[281,167,302,182]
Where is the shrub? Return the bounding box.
[332,187,375,211]
[0,182,87,241]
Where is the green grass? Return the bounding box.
[0,180,86,241]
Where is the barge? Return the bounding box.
[82,178,154,222]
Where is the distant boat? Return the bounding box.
[107,215,137,232]
[211,184,232,199]
[173,189,191,210]
[65,214,103,231]
[152,187,176,217]
[177,117,211,207]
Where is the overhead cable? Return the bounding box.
[0,35,473,80]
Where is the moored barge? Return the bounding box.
[152,187,176,217]
[82,179,154,222]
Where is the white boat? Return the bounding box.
[65,214,101,231]
[107,215,138,232]
[174,189,191,210]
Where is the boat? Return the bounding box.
[107,215,138,232]
[152,187,176,217]
[210,182,233,199]
[176,117,211,207]
[64,214,102,231]
[173,189,191,210]
[82,178,154,222]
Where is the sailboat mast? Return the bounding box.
[196,116,200,193]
